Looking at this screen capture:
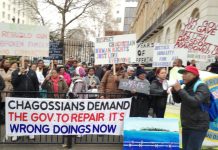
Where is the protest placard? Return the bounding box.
[44,41,63,60]
[152,44,188,67]
[118,79,150,95]
[5,97,131,136]
[95,34,136,64]
[175,18,218,56]
[133,42,154,64]
[0,23,49,57]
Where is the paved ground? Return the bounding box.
[1,144,122,150]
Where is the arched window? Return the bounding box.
[165,28,170,44]
[174,20,182,42]
[191,8,200,19]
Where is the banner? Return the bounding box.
[0,23,49,57]
[152,44,188,67]
[5,97,131,136]
[175,18,218,56]
[95,34,136,64]
[118,79,150,94]
[134,42,154,64]
[123,118,179,150]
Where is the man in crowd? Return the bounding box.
[207,56,218,74]
[172,66,210,150]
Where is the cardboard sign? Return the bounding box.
[152,44,188,67]
[0,23,49,57]
[135,42,154,64]
[5,97,131,136]
[95,34,136,64]
[123,118,179,150]
[118,79,150,95]
[175,18,218,56]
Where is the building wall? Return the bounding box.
[0,0,37,25]
[131,0,218,44]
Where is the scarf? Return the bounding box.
[157,77,165,84]
[51,76,59,97]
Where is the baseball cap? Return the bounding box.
[178,66,199,76]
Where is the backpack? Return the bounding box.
[193,80,218,122]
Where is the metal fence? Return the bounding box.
[0,91,130,146]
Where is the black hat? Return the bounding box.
[136,68,146,76]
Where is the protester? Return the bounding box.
[170,59,184,81]
[58,66,71,86]
[126,66,135,80]
[207,56,218,74]
[65,57,75,77]
[37,60,48,77]
[10,62,18,70]
[31,64,37,71]
[190,60,196,67]
[173,59,183,67]
[11,59,39,98]
[99,64,128,98]
[147,68,157,83]
[11,58,39,141]
[75,63,86,77]
[94,65,105,81]
[172,66,210,150]
[83,67,100,90]
[0,59,14,102]
[0,74,5,124]
[0,75,5,91]
[41,69,68,98]
[130,67,150,117]
[150,68,168,118]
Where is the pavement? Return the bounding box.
[1,144,122,150]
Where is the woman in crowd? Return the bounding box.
[0,59,14,102]
[58,66,71,87]
[130,67,150,117]
[10,62,18,70]
[99,64,128,98]
[83,67,100,91]
[41,69,68,98]
[150,68,168,118]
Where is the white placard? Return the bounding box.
[95,34,136,64]
[6,97,131,136]
[152,44,188,67]
[134,42,154,64]
[0,23,49,57]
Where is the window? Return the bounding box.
[13,8,16,13]
[116,17,121,23]
[165,28,170,44]
[2,12,5,18]
[174,20,182,42]
[191,8,200,19]
[8,5,10,10]
[23,12,25,17]
[117,10,119,14]
[18,10,20,16]
[8,14,10,20]
[3,2,5,8]
[17,18,20,24]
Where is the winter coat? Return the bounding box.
[11,68,39,97]
[0,75,5,91]
[61,72,72,86]
[98,70,128,98]
[83,75,100,89]
[172,77,210,131]
[41,76,68,98]
[0,68,14,101]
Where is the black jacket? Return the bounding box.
[150,79,168,108]
[172,78,210,131]
[0,75,5,91]
[12,69,39,97]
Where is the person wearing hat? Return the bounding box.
[130,67,150,117]
[127,66,135,80]
[172,66,210,150]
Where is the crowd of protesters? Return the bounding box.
[0,56,217,149]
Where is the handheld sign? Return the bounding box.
[135,42,154,64]
[95,34,137,65]
[119,79,150,95]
